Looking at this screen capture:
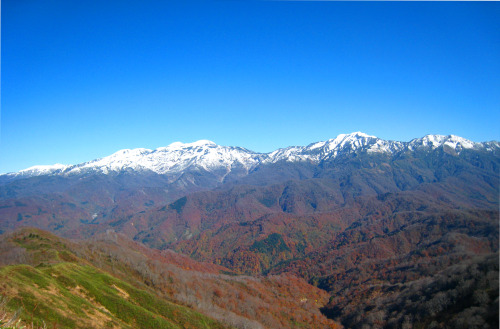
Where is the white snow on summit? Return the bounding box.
[17,163,69,176]
[409,134,480,151]
[65,140,261,177]
[324,132,375,151]
[266,132,381,163]
[159,140,217,151]
[3,133,497,179]
[266,146,313,163]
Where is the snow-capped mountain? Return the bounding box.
[268,132,498,163]
[3,133,498,180]
[6,140,262,180]
[68,140,261,177]
[266,132,404,162]
[0,131,498,249]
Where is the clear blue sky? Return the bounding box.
[1,1,499,174]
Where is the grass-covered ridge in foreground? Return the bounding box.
[0,229,228,329]
[0,228,340,329]
[1,263,225,328]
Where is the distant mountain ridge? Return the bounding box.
[1,132,498,328]
[3,132,498,180]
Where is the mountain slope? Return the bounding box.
[2,133,498,180]
[0,228,340,329]
[0,132,498,329]
[0,229,230,329]
[0,133,498,239]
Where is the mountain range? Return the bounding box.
[0,132,498,328]
[2,132,498,179]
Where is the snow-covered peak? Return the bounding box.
[409,134,480,152]
[324,132,376,151]
[306,132,375,151]
[339,132,376,139]
[73,148,153,174]
[307,141,327,150]
[17,163,69,176]
[162,140,217,150]
[267,145,311,163]
[2,134,497,179]
[267,132,380,163]
[64,140,260,178]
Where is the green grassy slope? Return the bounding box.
[0,228,341,329]
[0,229,229,329]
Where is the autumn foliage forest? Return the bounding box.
[0,141,498,328]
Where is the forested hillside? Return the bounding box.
[1,134,498,328]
